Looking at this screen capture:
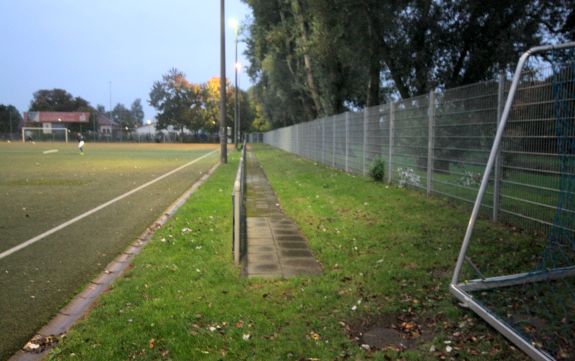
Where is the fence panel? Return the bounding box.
[390,94,429,191]
[498,62,574,235]
[364,105,389,176]
[432,81,500,212]
[333,113,347,171]
[347,111,365,174]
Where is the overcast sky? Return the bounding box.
[0,0,253,122]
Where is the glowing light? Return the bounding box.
[229,18,238,33]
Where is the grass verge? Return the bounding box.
[49,146,532,360]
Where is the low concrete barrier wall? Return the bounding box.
[232,141,247,264]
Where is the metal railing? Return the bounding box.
[232,140,247,264]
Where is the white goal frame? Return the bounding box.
[21,127,69,143]
[450,41,575,361]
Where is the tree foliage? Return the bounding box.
[130,99,145,125]
[148,68,254,137]
[29,89,92,113]
[28,88,144,134]
[243,0,574,128]
[0,104,22,134]
[28,88,95,133]
[112,103,135,131]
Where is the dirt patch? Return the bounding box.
[344,312,435,353]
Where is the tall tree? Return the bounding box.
[149,68,207,134]
[202,76,235,134]
[96,104,107,114]
[29,88,95,133]
[29,89,91,112]
[111,103,136,131]
[244,0,321,127]
[130,98,145,125]
[0,104,22,134]
[243,0,574,127]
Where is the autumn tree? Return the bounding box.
[148,69,256,140]
[149,68,205,135]
[202,76,236,134]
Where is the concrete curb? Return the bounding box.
[8,161,221,361]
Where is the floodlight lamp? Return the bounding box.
[229,18,239,33]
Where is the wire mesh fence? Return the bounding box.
[262,65,575,237]
[7,129,218,144]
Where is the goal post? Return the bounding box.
[22,127,69,143]
[451,41,575,361]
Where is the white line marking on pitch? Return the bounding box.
[43,149,59,154]
[0,150,217,261]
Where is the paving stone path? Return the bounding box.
[243,150,322,278]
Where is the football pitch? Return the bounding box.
[0,142,219,359]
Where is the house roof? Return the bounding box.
[97,113,117,126]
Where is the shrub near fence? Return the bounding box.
[262,62,574,237]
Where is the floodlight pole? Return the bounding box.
[219,0,228,163]
[109,81,112,113]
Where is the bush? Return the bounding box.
[368,157,385,182]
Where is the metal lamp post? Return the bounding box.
[230,18,239,149]
[236,61,241,146]
[219,0,227,163]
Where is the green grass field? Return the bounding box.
[46,145,538,360]
[0,142,219,360]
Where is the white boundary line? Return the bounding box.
[0,150,218,261]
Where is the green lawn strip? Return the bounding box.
[49,147,533,360]
[252,145,533,360]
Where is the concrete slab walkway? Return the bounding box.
[243,149,322,278]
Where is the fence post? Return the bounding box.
[345,112,350,172]
[332,115,336,167]
[296,124,300,155]
[388,103,394,184]
[363,107,368,176]
[427,91,435,196]
[493,71,505,222]
[291,127,295,153]
[322,117,325,165]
